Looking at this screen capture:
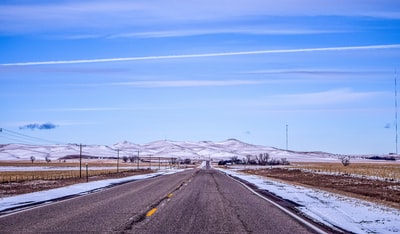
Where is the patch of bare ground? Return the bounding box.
[240,168,400,210]
[0,169,153,198]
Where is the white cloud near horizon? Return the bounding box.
[2,44,399,66]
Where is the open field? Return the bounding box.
[291,161,400,181]
[0,169,154,198]
[237,162,400,210]
[0,160,198,197]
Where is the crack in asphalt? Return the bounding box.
[211,172,252,233]
[119,171,198,233]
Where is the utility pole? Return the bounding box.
[286,124,289,151]
[396,71,398,155]
[117,149,120,173]
[137,150,140,170]
[79,144,82,178]
[85,163,89,182]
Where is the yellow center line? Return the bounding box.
[146,208,157,217]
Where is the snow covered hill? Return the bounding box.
[0,139,356,162]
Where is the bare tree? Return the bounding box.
[242,156,248,165]
[281,158,290,165]
[246,155,252,165]
[231,156,238,164]
[128,156,136,163]
[340,156,351,166]
[45,155,51,163]
[122,156,128,163]
[170,157,177,165]
[256,153,269,165]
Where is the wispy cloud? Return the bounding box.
[270,88,383,106]
[19,122,58,130]
[0,1,398,35]
[44,107,130,112]
[243,69,387,76]
[235,88,387,110]
[109,80,264,88]
[2,44,399,66]
[110,28,342,39]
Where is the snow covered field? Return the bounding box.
[1,140,399,233]
[0,168,185,213]
[218,168,400,234]
[0,139,349,163]
[0,166,172,172]
[0,164,399,233]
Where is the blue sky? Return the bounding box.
[1,0,400,154]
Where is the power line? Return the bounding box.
[0,133,35,144]
[0,127,66,145]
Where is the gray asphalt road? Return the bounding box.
[0,169,197,233]
[0,168,320,233]
[130,169,314,234]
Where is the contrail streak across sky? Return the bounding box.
[2,44,400,66]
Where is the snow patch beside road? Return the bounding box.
[218,168,400,234]
[0,168,184,213]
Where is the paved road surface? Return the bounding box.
[0,168,319,233]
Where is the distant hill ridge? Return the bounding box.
[0,139,369,162]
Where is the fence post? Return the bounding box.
[86,163,89,182]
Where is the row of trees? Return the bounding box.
[30,155,51,163]
[121,156,192,165]
[219,153,290,166]
[121,155,140,163]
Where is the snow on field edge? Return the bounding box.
[218,168,400,234]
[0,168,184,212]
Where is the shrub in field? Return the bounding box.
[340,156,351,166]
[45,155,51,163]
[281,158,290,165]
[256,153,269,165]
[30,156,35,163]
[122,156,128,163]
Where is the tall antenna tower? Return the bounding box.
[395,70,398,155]
[286,124,289,150]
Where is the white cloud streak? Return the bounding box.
[2,44,399,66]
[233,88,386,110]
[0,0,398,36]
[109,80,264,88]
[43,107,131,112]
[111,28,342,39]
[270,88,383,106]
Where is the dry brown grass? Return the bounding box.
[241,166,400,210]
[290,162,400,181]
[0,160,121,167]
[0,169,138,183]
[0,160,195,183]
[0,169,154,197]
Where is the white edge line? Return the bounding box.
[0,171,167,218]
[223,172,331,234]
